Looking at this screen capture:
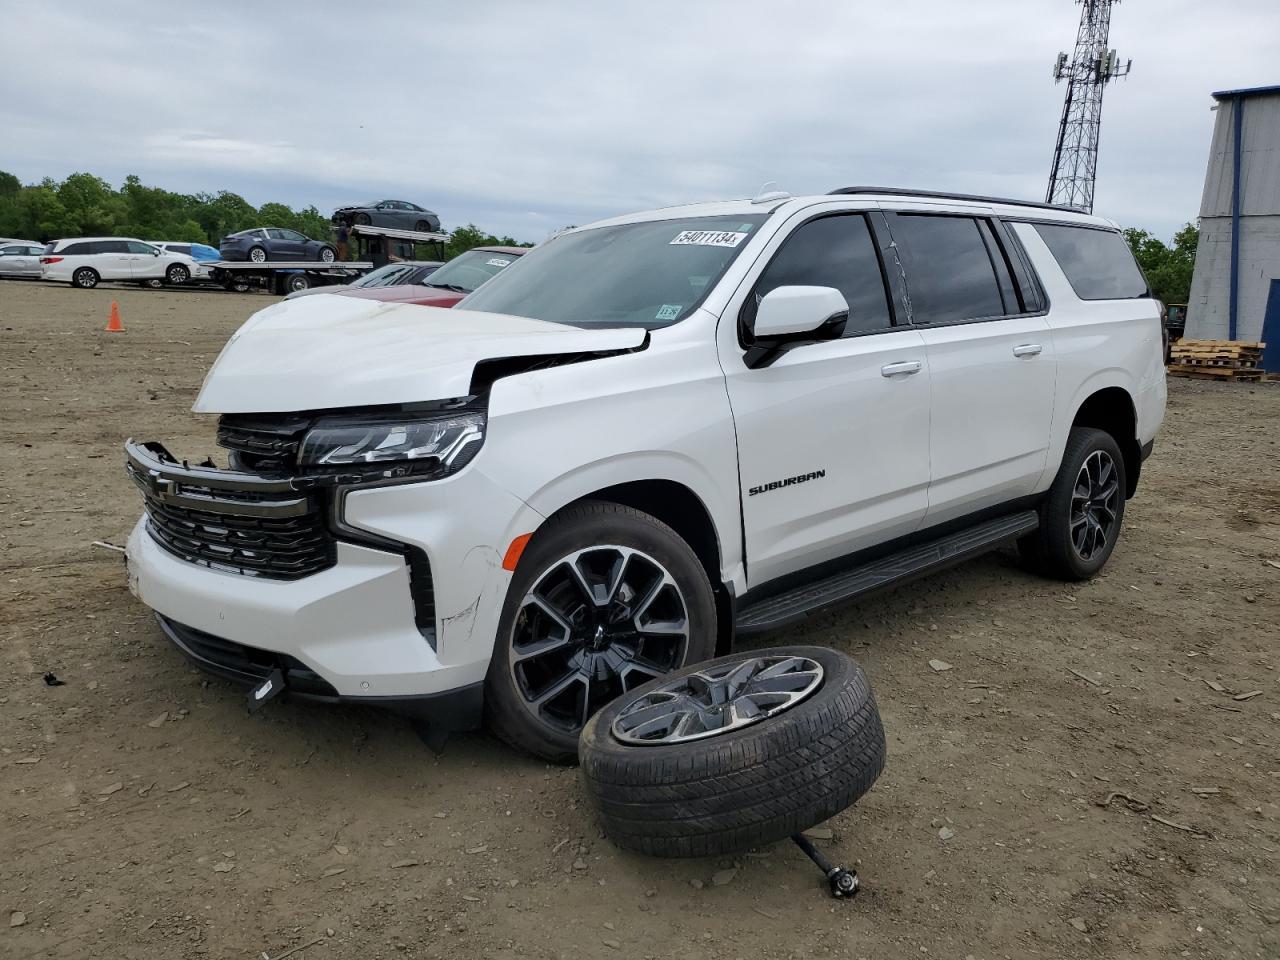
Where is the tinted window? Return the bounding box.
[893,215,1005,324]
[126,241,157,254]
[62,241,93,255]
[1033,224,1149,300]
[168,244,191,255]
[749,214,892,336]
[100,241,131,254]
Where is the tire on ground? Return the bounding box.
[1019,426,1127,581]
[484,500,718,764]
[579,644,885,858]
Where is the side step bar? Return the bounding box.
[735,510,1040,634]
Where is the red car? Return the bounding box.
[337,246,526,307]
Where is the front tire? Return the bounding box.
[1020,427,1126,580]
[165,263,189,285]
[71,267,99,289]
[318,246,336,263]
[485,501,718,763]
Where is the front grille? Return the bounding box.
[143,492,334,580]
[217,414,311,472]
[158,616,339,697]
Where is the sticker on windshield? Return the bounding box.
[669,230,748,248]
[655,304,682,321]
[485,258,512,267]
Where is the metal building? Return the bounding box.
[1186,84,1280,370]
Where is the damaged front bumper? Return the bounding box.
[122,438,541,729]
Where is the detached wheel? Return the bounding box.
[485,501,718,763]
[1020,426,1126,580]
[71,267,99,289]
[248,246,268,263]
[165,263,189,285]
[580,645,885,858]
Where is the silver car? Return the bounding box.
[0,241,46,279]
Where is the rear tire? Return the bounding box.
[71,267,99,289]
[485,501,718,763]
[1019,427,1127,580]
[248,246,267,263]
[284,273,310,293]
[579,645,886,858]
[415,220,430,232]
[354,213,371,226]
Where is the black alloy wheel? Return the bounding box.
[1070,449,1121,562]
[485,501,717,763]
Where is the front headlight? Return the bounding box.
[299,411,485,478]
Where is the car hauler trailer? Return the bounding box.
[350,223,450,266]
[207,260,376,295]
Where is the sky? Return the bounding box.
[2,1,1275,243]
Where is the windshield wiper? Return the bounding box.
[422,282,469,293]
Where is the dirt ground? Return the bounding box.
[1,278,1277,960]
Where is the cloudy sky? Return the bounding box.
[2,1,1275,242]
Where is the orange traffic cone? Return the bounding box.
[105,301,123,333]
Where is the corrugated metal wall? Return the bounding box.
[1186,90,1280,344]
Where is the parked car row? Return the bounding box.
[0,240,46,278]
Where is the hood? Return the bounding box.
[193,295,646,414]
[336,285,462,306]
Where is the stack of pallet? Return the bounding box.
[1168,340,1267,382]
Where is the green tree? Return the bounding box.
[1123,224,1199,306]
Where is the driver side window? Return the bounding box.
[746,214,893,339]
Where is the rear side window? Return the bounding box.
[100,241,130,254]
[749,214,892,336]
[892,215,1005,324]
[1033,224,1149,300]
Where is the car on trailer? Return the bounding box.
[219,228,337,264]
[123,185,1165,762]
[333,200,441,233]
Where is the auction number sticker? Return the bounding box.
[486,258,512,267]
[669,230,748,248]
[655,304,682,321]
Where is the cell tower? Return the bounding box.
[1046,0,1132,212]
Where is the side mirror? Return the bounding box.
[746,286,850,369]
[753,285,849,338]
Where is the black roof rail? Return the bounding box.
[827,186,1079,213]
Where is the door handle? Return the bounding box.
[880,360,923,377]
[1013,343,1043,358]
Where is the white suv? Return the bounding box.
[42,237,194,288]
[124,187,1165,760]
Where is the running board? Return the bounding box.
[735,510,1040,634]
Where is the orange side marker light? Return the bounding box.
[502,533,533,571]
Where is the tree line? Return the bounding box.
[0,170,525,260]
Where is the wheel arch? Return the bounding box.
[1070,385,1141,497]
[539,477,736,655]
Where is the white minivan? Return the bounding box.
[41,237,194,289]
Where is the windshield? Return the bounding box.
[421,248,520,294]
[461,215,768,328]
[353,263,414,288]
